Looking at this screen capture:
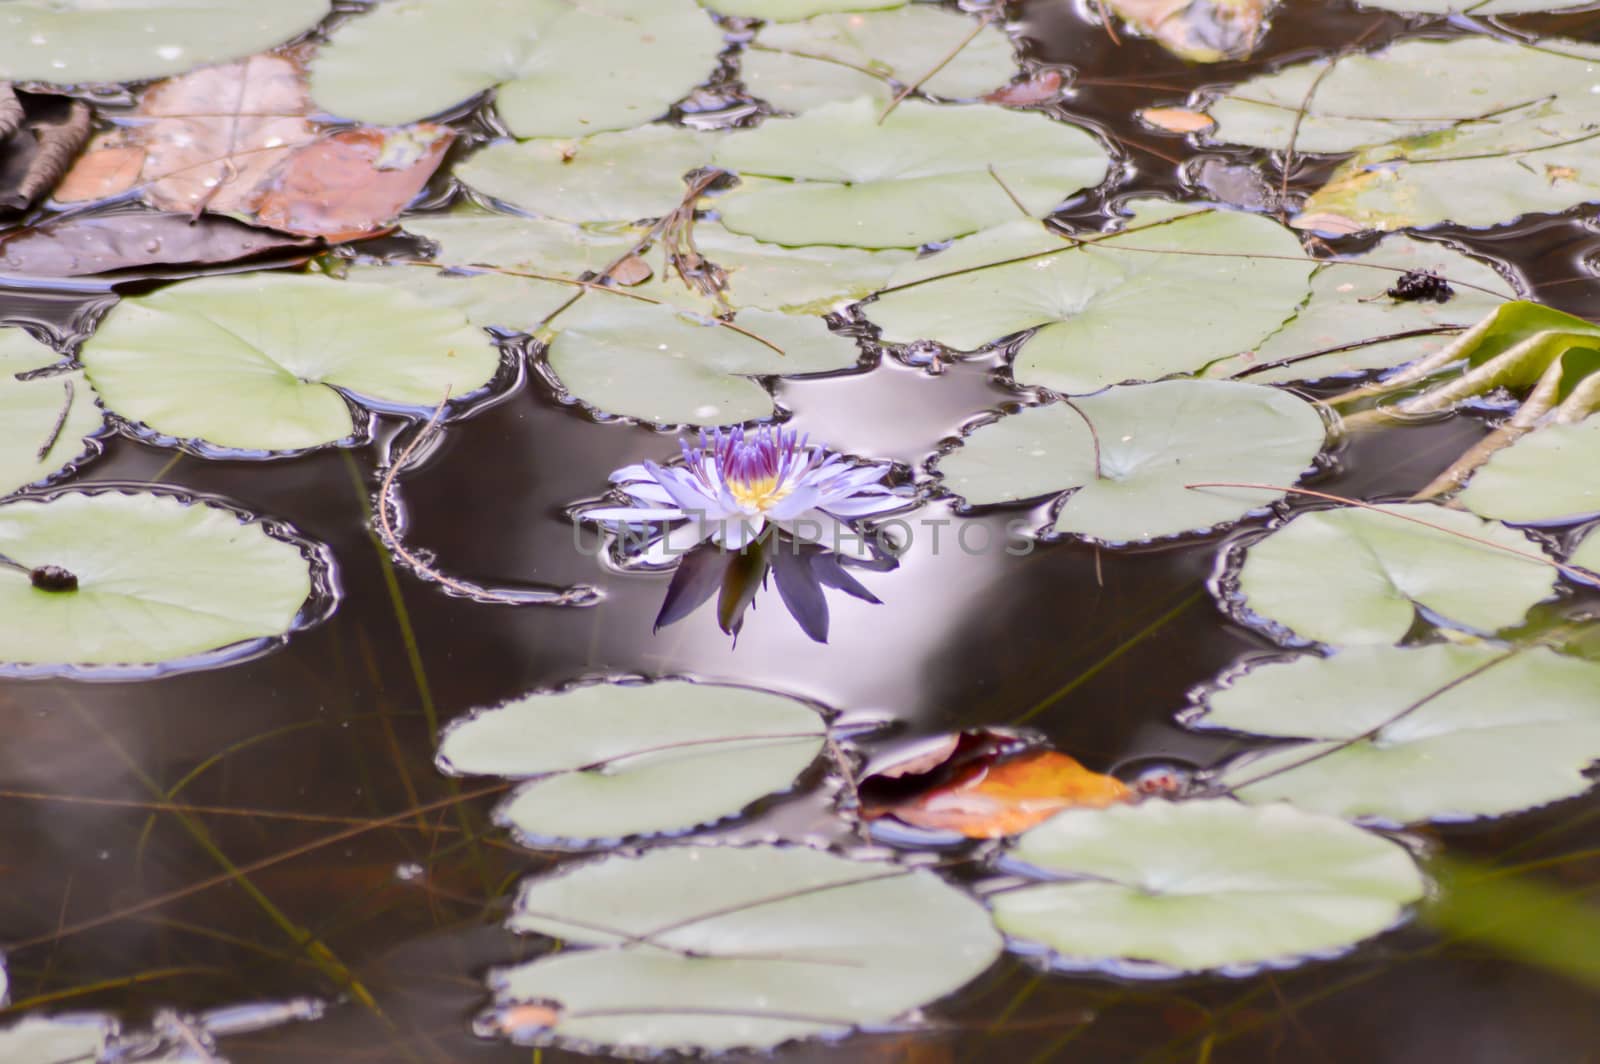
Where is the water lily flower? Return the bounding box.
[582,425,911,566]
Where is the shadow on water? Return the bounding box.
[1,0,1599,1060]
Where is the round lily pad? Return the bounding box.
[1227,503,1560,646]
[1457,419,1600,525]
[0,490,319,675]
[0,328,103,499]
[458,126,721,224]
[0,1014,113,1064]
[743,7,1015,113]
[310,0,725,138]
[702,0,905,18]
[992,800,1425,975]
[1196,644,1600,824]
[714,98,1110,248]
[865,202,1314,393]
[81,272,500,455]
[544,298,861,424]
[489,844,1002,1052]
[0,0,330,84]
[437,681,826,844]
[936,380,1326,544]
[1204,236,1517,384]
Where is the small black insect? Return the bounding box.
[1387,269,1454,303]
[30,565,78,592]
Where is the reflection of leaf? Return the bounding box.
[0,210,314,277]
[310,0,724,138]
[714,98,1110,248]
[81,272,499,453]
[937,380,1325,544]
[993,800,1424,975]
[491,845,1002,1052]
[0,0,331,83]
[57,54,454,241]
[742,7,1015,113]
[437,680,826,845]
[865,202,1313,393]
[0,490,316,675]
[0,328,103,498]
[1228,503,1559,646]
[865,746,1130,838]
[1106,0,1274,62]
[1197,644,1600,823]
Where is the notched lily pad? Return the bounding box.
[0,490,322,676]
[742,7,1015,113]
[310,0,725,138]
[1224,503,1560,646]
[488,844,1002,1052]
[866,202,1314,393]
[81,271,500,455]
[0,327,103,499]
[1457,417,1600,525]
[714,98,1110,249]
[992,800,1425,975]
[1195,644,1600,824]
[437,680,827,845]
[936,380,1326,544]
[0,0,331,84]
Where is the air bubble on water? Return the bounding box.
[157,45,183,60]
[394,863,425,882]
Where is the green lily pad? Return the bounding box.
[936,380,1326,543]
[742,7,1015,113]
[545,298,861,424]
[490,844,1001,1052]
[1204,236,1517,384]
[81,272,500,454]
[1356,0,1595,12]
[1228,503,1560,646]
[457,127,721,224]
[0,1014,113,1064]
[1572,526,1600,578]
[714,98,1110,248]
[702,0,905,18]
[0,329,103,499]
[1196,644,1600,823]
[310,0,725,138]
[0,0,330,83]
[865,202,1313,393]
[1457,418,1600,525]
[992,800,1424,975]
[437,681,826,844]
[0,490,317,674]
[1205,37,1600,233]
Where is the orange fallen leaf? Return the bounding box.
[867,749,1131,838]
[1139,107,1214,134]
[986,69,1065,107]
[255,125,453,242]
[477,1001,562,1038]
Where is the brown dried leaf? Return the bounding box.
[255,125,454,241]
[609,253,654,286]
[52,143,144,203]
[985,69,1065,107]
[0,94,93,212]
[0,212,313,277]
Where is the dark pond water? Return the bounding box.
[3,0,1600,1060]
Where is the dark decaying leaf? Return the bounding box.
[0,90,92,212]
[0,212,313,277]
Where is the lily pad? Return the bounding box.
[1194,644,1600,823]
[991,800,1424,975]
[1227,503,1559,646]
[0,328,103,499]
[545,298,861,424]
[742,7,1015,113]
[437,681,826,844]
[714,98,1110,248]
[490,844,1002,1052]
[0,0,330,84]
[1204,236,1517,384]
[1205,37,1600,233]
[0,490,317,674]
[1457,418,1600,525]
[702,0,905,18]
[1356,0,1594,12]
[1572,527,1600,576]
[458,126,721,224]
[935,380,1326,543]
[866,202,1314,393]
[310,0,725,138]
[81,272,500,454]
[0,1014,113,1064]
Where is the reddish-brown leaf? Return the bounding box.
[985,69,1065,107]
[255,125,454,241]
[1138,107,1215,134]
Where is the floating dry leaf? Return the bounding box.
[255,125,453,241]
[0,89,91,212]
[0,212,313,277]
[986,69,1066,107]
[1139,107,1214,134]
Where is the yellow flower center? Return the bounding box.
[728,474,793,513]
